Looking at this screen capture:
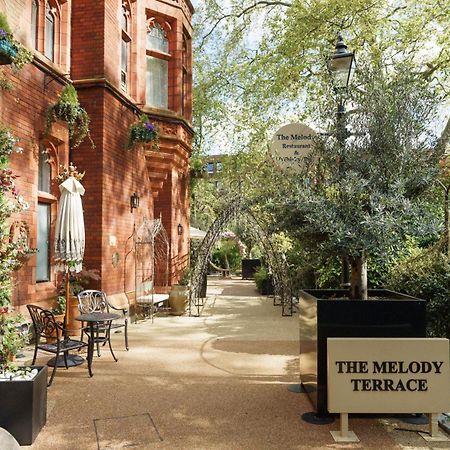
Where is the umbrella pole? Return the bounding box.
[64,265,70,338]
[48,265,84,367]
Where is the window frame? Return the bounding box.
[36,144,58,284]
[120,1,132,92]
[31,0,39,50]
[145,18,172,110]
[44,2,55,61]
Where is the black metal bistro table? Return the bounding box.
[75,312,120,377]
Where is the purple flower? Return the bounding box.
[144,121,155,132]
[0,29,8,39]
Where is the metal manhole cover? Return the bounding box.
[94,413,162,449]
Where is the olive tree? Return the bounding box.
[285,62,443,299]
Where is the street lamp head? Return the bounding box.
[329,32,355,90]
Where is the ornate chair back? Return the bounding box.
[77,290,109,314]
[27,304,60,343]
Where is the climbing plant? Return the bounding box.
[0,124,34,369]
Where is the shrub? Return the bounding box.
[386,248,450,338]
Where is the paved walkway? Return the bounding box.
[21,277,449,449]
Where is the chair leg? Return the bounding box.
[63,351,69,369]
[48,352,59,387]
[31,345,38,365]
[96,327,101,357]
[124,319,129,351]
[107,331,118,362]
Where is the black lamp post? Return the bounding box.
[329,32,355,288]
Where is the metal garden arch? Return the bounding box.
[189,197,293,317]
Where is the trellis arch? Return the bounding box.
[189,197,293,317]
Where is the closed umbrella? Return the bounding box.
[52,175,85,366]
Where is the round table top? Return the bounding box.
[75,312,120,322]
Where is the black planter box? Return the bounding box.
[299,289,426,416]
[259,278,274,295]
[0,365,47,445]
[242,259,261,279]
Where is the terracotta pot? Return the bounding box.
[66,295,82,336]
[168,285,187,316]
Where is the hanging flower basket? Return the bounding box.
[127,114,159,149]
[0,39,17,65]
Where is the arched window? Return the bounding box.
[38,147,51,193]
[182,34,188,116]
[31,0,39,49]
[37,147,52,282]
[121,1,132,91]
[147,23,168,53]
[44,2,55,61]
[146,21,170,109]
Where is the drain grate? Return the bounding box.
[94,413,163,449]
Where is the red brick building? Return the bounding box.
[1,0,193,313]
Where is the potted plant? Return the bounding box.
[0,13,33,70]
[46,84,94,149]
[127,114,159,150]
[0,14,16,65]
[168,267,190,315]
[0,123,46,445]
[284,63,443,415]
[254,266,274,295]
[57,266,101,334]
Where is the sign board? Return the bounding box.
[327,338,450,414]
[269,123,316,174]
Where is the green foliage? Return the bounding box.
[0,13,33,87]
[46,84,94,149]
[178,267,191,286]
[60,268,101,297]
[212,239,242,272]
[0,122,33,368]
[53,296,66,315]
[127,114,159,149]
[0,311,27,368]
[0,13,12,34]
[387,248,450,338]
[9,42,33,72]
[284,63,442,264]
[254,266,270,291]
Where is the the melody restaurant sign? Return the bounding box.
[269,123,316,174]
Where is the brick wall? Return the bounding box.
[0,0,193,314]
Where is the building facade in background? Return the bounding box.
[0,0,193,313]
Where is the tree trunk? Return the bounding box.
[350,255,368,300]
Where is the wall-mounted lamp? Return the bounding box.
[177,223,183,236]
[130,192,140,212]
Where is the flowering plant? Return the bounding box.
[127,114,159,149]
[55,163,85,184]
[0,13,33,78]
[220,230,247,256]
[0,123,33,370]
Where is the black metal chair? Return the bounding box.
[77,290,129,356]
[27,304,88,387]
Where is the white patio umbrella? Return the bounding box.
[54,176,85,334]
[189,226,207,240]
